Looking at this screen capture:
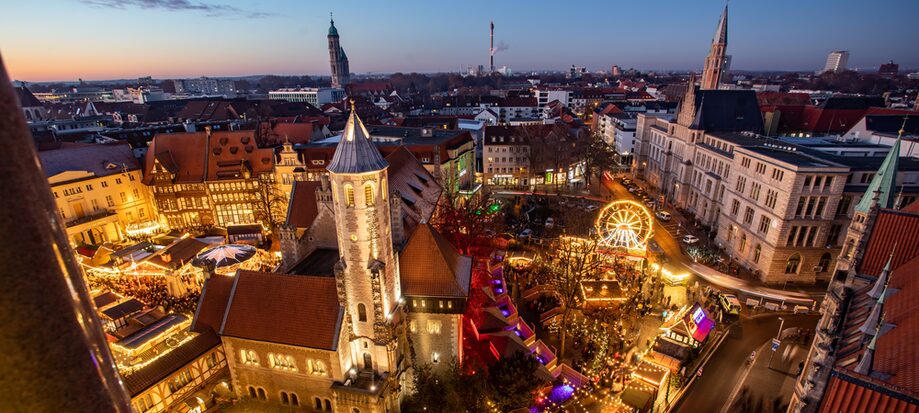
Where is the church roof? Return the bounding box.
[854,135,901,213]
[690,89,764,133]
[285,180,321,228]
[193,271,343,350]
[328,18,338,36]
[327,110,389,174]
[385,146,442,236]
[713,5,728,45]
[14,86,42,107]
[857,208,919,277]
[399,223,471,298]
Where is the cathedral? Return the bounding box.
[191,109,470,412]
[328,15,351,88]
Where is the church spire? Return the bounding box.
[868,249,894,300]
[854,118,905,213]
[713,4,728,45]
[701,4,729,90]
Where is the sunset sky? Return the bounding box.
[2,0,917,82]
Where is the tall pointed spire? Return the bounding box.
[854,319,881,375]
[327,107,388,174]
[701,4,729,90]
[714,4,728,45]
[854,118,905,213]
[328,12,338,36]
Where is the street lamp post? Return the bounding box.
[768,317,785,369]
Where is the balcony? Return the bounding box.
[65,210,117,229]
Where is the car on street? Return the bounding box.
[656,211,672,221]
[585,204,599,212]
[682,234,700,244]
[518,229,533,239]
[719,293,742,315]
[545,217,555,228]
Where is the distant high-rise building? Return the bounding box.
[701,5,729,90]
[327,14,350,88]
[822,50,849,74]
[878,60,899,78]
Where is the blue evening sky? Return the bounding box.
[1,0,917,81]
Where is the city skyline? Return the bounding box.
[1,0,918,82]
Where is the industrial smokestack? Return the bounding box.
[489,21,495,73]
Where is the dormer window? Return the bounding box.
[105,162,118,170]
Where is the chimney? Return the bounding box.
[489,21,495,73]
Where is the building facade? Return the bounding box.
[269,88,345,106]
[822,50,850,74]
[40,143,156,245]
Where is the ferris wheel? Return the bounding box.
[595,200,654,254]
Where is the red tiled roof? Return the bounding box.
[206,130,274,181]
[144,130,274,184]
[399,223,471,298]
[190,274,235,333]
[820,373,919,413]
[146,237,210,269]
[857,209,919,277]
[872,255,919,394]
[218,271,343,350]
[143,132,208,184]
[285,180,321,228]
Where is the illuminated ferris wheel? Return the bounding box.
[595,200,654,254]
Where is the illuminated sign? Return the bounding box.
[684,303,715,342]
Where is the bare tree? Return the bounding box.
[534,235,602,359]
[252,174,287,231]
[431,187,502,256]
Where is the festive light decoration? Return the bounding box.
[124,220,162,238]
[594,200,653,256]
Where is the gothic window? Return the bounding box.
[844,238,856,259]
[344,184,354,207]
[364,183,374,206]
[785,254,802,274]
[817,253,832,273]
[753,244,762,263]
[358,303,367,322]
[739,234,747,253]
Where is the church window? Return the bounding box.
[358,303,367,322]
[268,353,297,371]
[344,184,354,207]
[324,399,332,411]
[240,349,259,366]
[753,244,761,264]
[248,386,257,398]
[280,392,289,405]
[314,397,322,410]
[785,254,802,274]
[364,183,374,206]
[256,388,267,401]
[427,320,442,335]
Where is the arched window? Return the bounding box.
[364,182,374,206]
[753,244,762,263]
[290,393,299,406]
[280,392,289,405]
[843,238,855,259]
[256,388,267,400]
[739,234,747,253]
[344,184,355,207]
[324,399,332,411]
[785,254,802,274]
[358,303,367,322]
[817,253,832,273]
[240,349,259,366]
[314,397,322,410]
[248,386,257,398]
[381,179,387,200]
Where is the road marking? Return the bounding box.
[720,341,771,413]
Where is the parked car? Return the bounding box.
[518,229,533,239]
[719,293,742,315]
[585,205,599,212]
[545,217,555,228]
[793,305,810,314]
[656,211,672,221]
[682,234,700,244]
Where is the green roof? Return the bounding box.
[328,19,338,36]
[855,136,901,213]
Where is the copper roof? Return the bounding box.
[327,111,388,174]
[218,271,343,350]
[399,223,471,298]
[285,180,321,228]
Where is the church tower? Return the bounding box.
[327,106,400,374]
[701,5,728,90]
[328,15,350,88]
[835,124,903,275]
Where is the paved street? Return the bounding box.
[671,314,819,413]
